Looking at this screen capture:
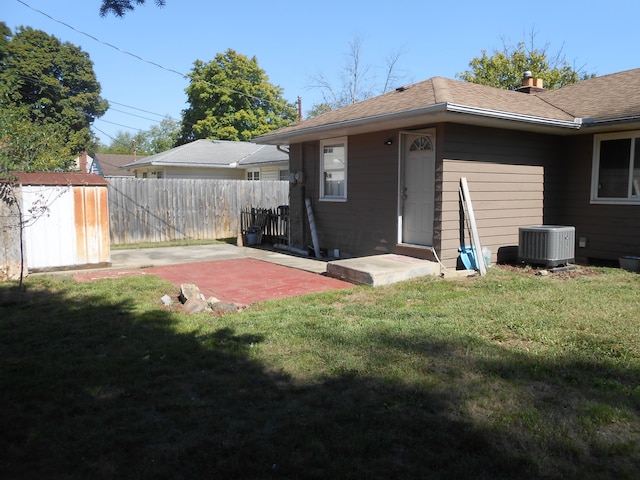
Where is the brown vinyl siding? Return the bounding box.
[316,131,399,256]
[440,160,544,267]
[290,123,638,269]
[291,131,399,257]
[556,135,640,263]
[438,124,560,268]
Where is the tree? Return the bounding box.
[100,130,144,155]
[0,104,74,173]
[100,0,165,17]
[102,117,180,155]
[457,34,594,90]
[0,25,108,158]
[179,49,297,143]
[142,117,180,153]
[307,36,407,117]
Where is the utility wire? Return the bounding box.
[96,118,146,131]
[16,0,285,106]
[109,100,178,119]
[17,0,186,79]
[9,71,190,135]
[108,107,167,123]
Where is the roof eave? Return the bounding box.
[446,103,582,130]
[580,115,640,133]
[124,162,241,169]
[255,102,582,145]
[254,103,450,145]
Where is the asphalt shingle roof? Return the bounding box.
[94,154,144,177]
[256,68,640,143]
[538,68,640,121]
[123,139,288,169]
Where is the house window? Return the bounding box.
[592,131,640,203]
[320,137,347,201]
[247,170,260,181]
[410,136,433,151]
[279,169,289,181]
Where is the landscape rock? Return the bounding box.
[182,296,209,314]
[210,301,248,315]
[180,283,202,303]
[160,294,173,306]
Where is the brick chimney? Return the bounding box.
[516,71,545,94]
[78,151,88,172]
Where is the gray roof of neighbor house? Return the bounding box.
[122,139,288,169]
[94,154,144,177]
[255,68,640,145]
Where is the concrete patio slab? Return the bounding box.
[326,254,441,286]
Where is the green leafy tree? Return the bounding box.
[100,0,165,17]
[102,117,180,155]
[101,130,144,155]
[0,104,74,173]
[0,24,108,157]
[143,117,180,153]
[457,35,594,90]
[179,49,297,143]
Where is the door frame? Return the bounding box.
[397,128,436,246]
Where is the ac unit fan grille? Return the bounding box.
[518,226,575,267]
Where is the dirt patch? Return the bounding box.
[495,263,602,279]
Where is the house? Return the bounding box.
[94,154,142,178]
[254,69,640,268]
[75,152,142,178]
[121,139,289,180]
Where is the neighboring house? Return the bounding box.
[75,152,143,178]
[121,139,289,180]
[94,154,143,178]
[254,69,640,268]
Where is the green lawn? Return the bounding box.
[1,266,639,479]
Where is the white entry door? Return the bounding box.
[400,132,435,245]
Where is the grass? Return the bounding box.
[1,266,639,479]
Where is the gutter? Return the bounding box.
[134,161,241,169]
[580,115,640,127]
[256,101,582,144]
[255,103,449,143]
[445,103,582,129]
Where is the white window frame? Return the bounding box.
[591,131,640,205]
[247,169,260,181]
[279,169,289,181]
[320,136,347,202]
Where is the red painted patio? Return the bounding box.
[74,257,353,305]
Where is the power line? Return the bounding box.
[109,100,178,119]
[7,71,187,135]
[96,118,147,131]
[92,125,117,143]
[16,0,186,79]
[16,0,286,107]
[108,107,167,123]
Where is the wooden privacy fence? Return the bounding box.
[108,178,289,245]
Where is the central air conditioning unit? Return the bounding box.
[518,225,575,267]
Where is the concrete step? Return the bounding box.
[326,254,441,286]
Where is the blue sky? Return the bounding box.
[4,0,639,145]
